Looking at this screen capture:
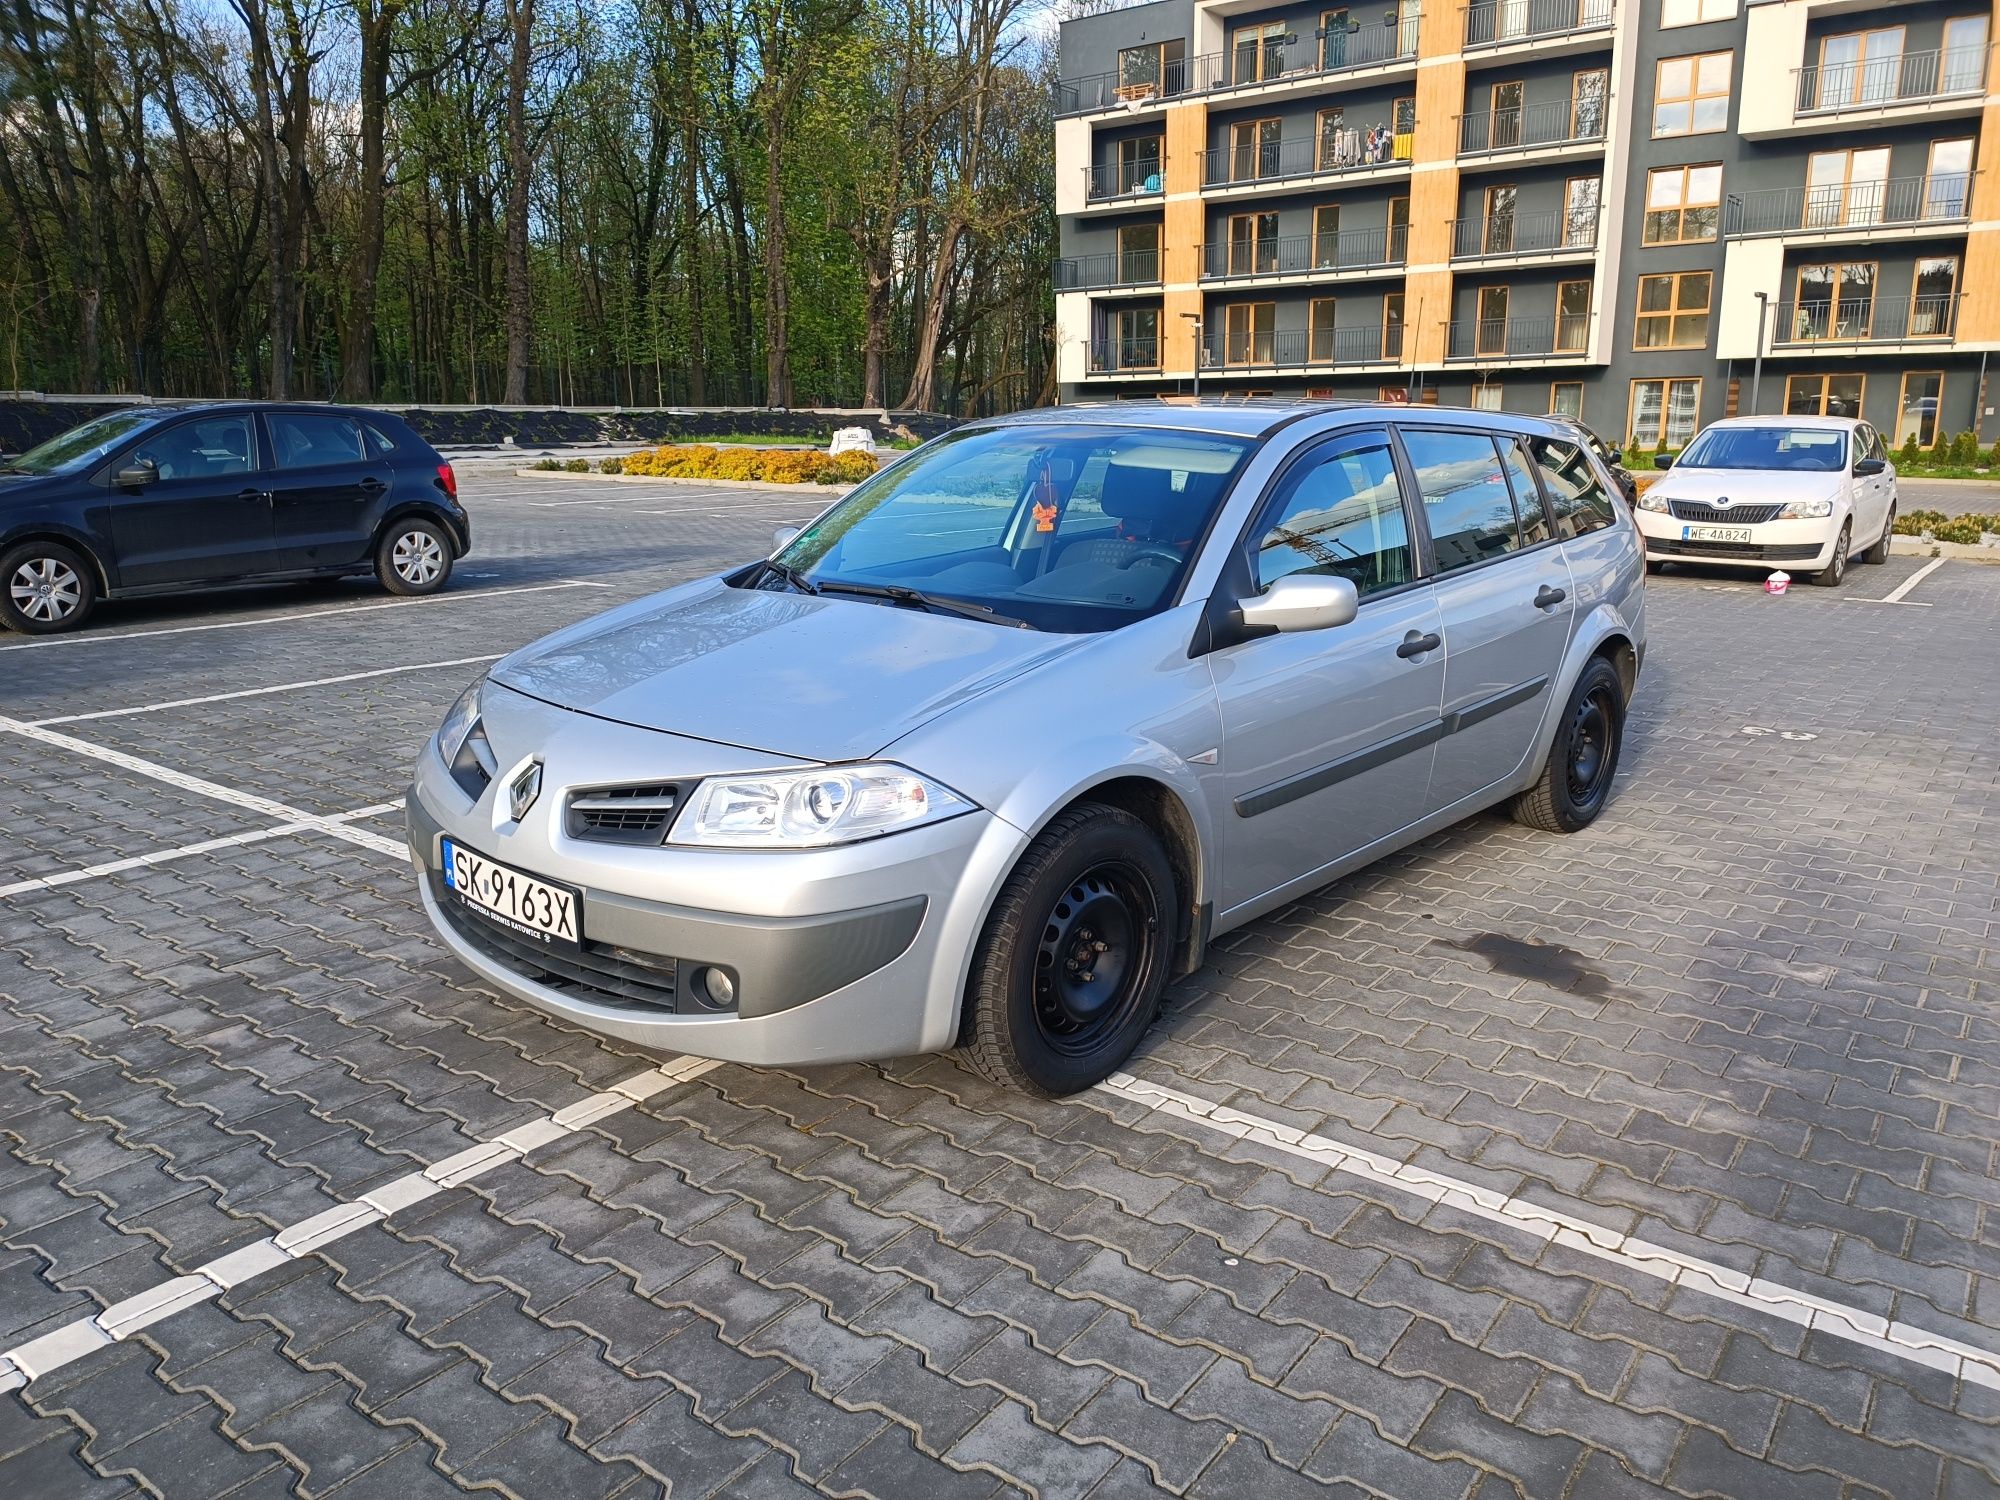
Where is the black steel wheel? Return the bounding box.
[1513,656,1626,834]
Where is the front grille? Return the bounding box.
[566,783,683,846]
[1653,539,1824,562]
[430,874,698,1010]
[1669,500,1784,524]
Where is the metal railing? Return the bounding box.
[1085,157,1165,201]
[1201,326,1399,369]
[1088,337,1162,373]
[1450,208,1598,258]
[1054,13,1420,115]
[1465,0,1612,48]
[1446,314,1591,359]
[1055,250,1163,290]
[1795,45,1989,115]
[1458,98,1606,154]
[1201,225,1409,280]
[1775,293,1960,344]
[1724,173,1974,236]
[1202,128,1414,188]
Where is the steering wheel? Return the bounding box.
[1122,543,1183,570]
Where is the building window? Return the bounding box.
[1476,286,1510,355]
[1483,184,1517,254]
[1392,97,1415,160]
[1564,178,1600,248]
[1653,52,1732,136]
[1116,39,1184,100]
[1233,21,1287,83]
[1109,307,1160,370]
[1785,373,1865,418]
[1556,281,1591,352]
[1628,378,1701,447]
[1804,148,1889,229]
[1549,381,1584,419]
[1310,298,1338,361]
[1224,302,1275,364]
[1490,80,1524,149]
[1313,204,1342,267]
[1642,165,1721,243]
[1317,108,1349,171]
[1634,271,1712,349]
[1226,212,1279,275]
[1815,26,1905,109]
[1927,139,1974,219]
[1388,197,1410,262]
[1230,119,1282,182]
[1943,16,1990,92]
[1911,256,1959,336]
[1471,382,1504,411]
[1383,292,1406,359]
[1896,372,1943,446]
[1113,136,1163,196]
[1660,0,1736,27]
[1572,69,1608,138]
[1793,262,1876,340]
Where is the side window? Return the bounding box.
[130,416,254,482]
[1252,436,1413,597]
[1495,438,1551,546]
[1401,428,1521,572]
[362,423,399,457]
[1526,435,1617,538]
[1868,427,1887,462]
[269,413,366,470]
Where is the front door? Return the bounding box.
[263,411,392,571]
[107,412,274,586]
[1399,426,1576,808]
[1209,428,1444,914]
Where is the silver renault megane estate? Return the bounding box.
[410,402,1645,1094]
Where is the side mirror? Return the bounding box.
[1651,454,1673,471]
[1852,456,1886,477]
[113,457,158,489]
[771,526,800,551]
[1236,573,1359,635]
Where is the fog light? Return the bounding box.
[695,966,736,1010]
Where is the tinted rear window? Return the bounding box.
[270,414,365,469]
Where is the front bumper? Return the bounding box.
[1634,509,1839,571]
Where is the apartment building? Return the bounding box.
[1052,0,1998,449]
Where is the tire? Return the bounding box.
[1512,657,1625,835]
[1645,559,1666,576]
[375,518,453,596]
[961,804,1176,1096]
[1862,505,1894,565]
[0,540,97,634]
[1810,521,1851,587]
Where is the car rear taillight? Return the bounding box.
[436,462,458,500]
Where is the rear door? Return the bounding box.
[107,412,275,585]
[263,411,391,571]
[1853,423,1893,544]
[1402,425,1576,810]
[1209,426,1446,915]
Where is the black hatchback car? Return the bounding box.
[0,402,470,633]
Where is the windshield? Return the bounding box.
[1676,425,1847,473]
[761,424,1254,633]
[6,408,162,476]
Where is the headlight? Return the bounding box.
[1636,490,1670,513]
[673,764,972,847]
[434,677,484,765]
[1777,498,1835,519]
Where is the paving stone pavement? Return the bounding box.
[0,472,1996,1498]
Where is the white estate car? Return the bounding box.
[1634,415,1898,587]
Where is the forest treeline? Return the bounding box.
[0,0,1060,411]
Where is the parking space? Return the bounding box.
[2,470,1996,1499]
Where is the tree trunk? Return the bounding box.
[342,0,398,400]
[761,125,789,407]
[502,0,534,404]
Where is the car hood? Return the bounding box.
[491,577,1088,764]
[1652,468,1844,505]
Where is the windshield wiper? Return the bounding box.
[0,464,36,475]
[756,558,819,595]
[814,580,1033,629]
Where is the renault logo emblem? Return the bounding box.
[508,761,544,822]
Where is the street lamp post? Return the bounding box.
[1181,312,1203,397]
[1751,290,1769,416]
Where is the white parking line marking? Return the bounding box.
[0,580,609,653]
[0,1058,721,1394]
[1096,1071,2000,1390]
[1850,556,1946,606]
[0,803,401,899]
[0,717,406,859]
[28,656,503,727]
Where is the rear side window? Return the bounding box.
[269,413,365,470]
[1400,428,1521,572]
[1528,435,1617,539]
[1496,438,1552,546]
[1253,435,1413,597]
[362,423,399,457]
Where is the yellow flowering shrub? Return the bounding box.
[603,445,878,485]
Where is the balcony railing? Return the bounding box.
[1055,250,1163,290]
[1450,209,1598,259]
[1724,173,1974,236]
[1446,314,1591,359]
[1053,14,1420,115]
[1088,337,1161,373]
[1464,0,1611,49]
[1202,129,1414,189]
[1458,98,1606,154]
[1775,293,1960,345]
[1085,158,1164,202]
[1201,226,1409,280]
[1795,46,1988,115]
[1201,326,1399,370]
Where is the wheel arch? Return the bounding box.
[373,501,466,557]
[0,527,113,594]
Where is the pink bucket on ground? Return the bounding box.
[1765,571,1790,595]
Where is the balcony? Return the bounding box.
[1773,293,1960,348]
[1055,250,1163,291]
[1724,173,1973,240]
[1201,226,1409,282]
[1795,46,1988,117]
[1450,209,1598,261]
[1201,326,1401,371]
[1201,130,1414,193]
[1457,99,1606,158]
[1446,315,1591,361]
[1088,337,1161,373]
[1464,0,1612,50]
[1053,15,1420,116]
[1085,158,1164,204]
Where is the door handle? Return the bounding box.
[1534,585,1567,609]
[359,477,386,495]
[237,487,268,503]
[1396,629,1442,659]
